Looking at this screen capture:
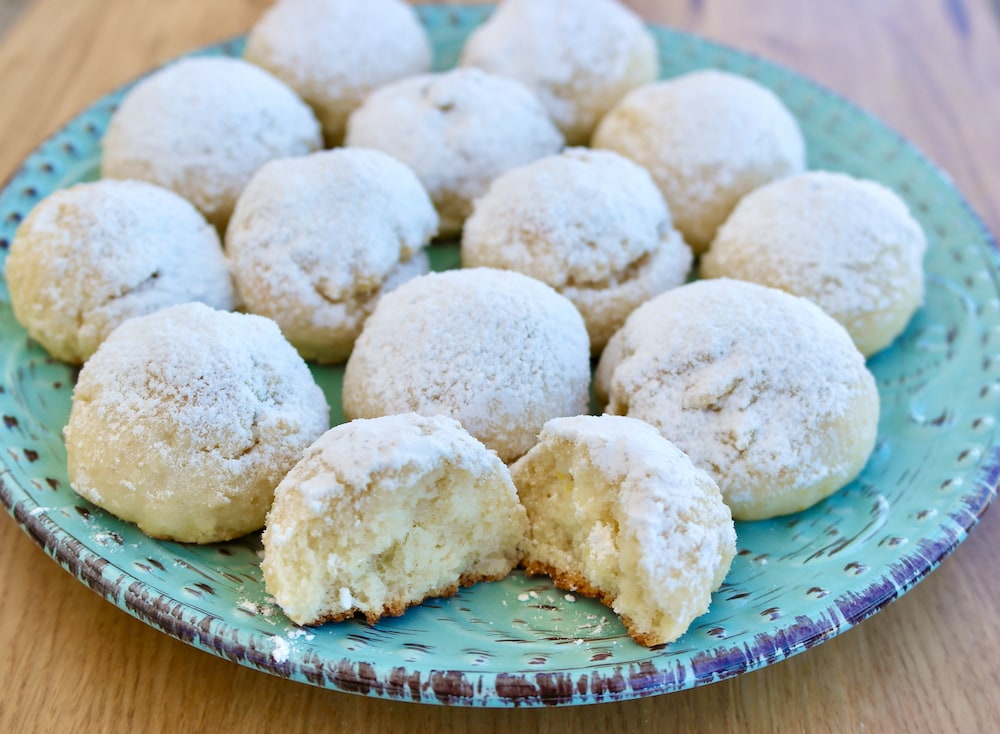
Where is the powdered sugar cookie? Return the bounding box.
[510,414,736,647]
[262,413,528,625]
[592,70,805,253]
[245,0,431,145]
[461,147,691,353]
[102,56,322,229]
[345,68,563,236]
[64,302,329,544]
[226,148,437,364]
[701,171,927,356]
[342,268,590,463]
[6,179,234,365]
[596,278,879,521]
[460,0,657,145]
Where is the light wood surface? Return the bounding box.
[1,1,998,731]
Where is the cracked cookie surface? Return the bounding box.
[225,148,437,364]
[64,302,329,543]
[596,278,879,520]
[461,147,691,353]
[345,67,563,236]
[6,179,235,365]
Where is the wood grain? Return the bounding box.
[1,0,999,731]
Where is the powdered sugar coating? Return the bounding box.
[342,268,590,463]
[64,302,330,543]
[102,57,322,229]
[595,278,879,521]
[245,0,431,145]
[510,414,736,646]
[6,179,235,365]
[226,148,437,364]
[263,413,528,625]
[701,170,927,356]
[461,147,692,352]
[460,0,657,145]
[592,70,806,253]
[344,68,564,236]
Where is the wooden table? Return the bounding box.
[1,1,998,731]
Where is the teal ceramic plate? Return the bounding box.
[1,6,997,707]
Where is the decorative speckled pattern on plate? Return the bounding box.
[1,5,998,707]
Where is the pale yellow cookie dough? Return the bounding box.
[262,413,528,625]
[510,414,736,647]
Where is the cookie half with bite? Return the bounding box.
[262,413,529,626]
[510,414,736,647]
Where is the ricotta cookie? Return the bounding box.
[461,147,691,353]
[592,70,805,253]
[262,413,528,625]
[226,148,437,364]
[6,179,234,365]
[510,414,736,647]
[345,68,564,236]
[701,170,927,356]
[343,268,590,463]
[102,56,322,229]
[595,278,879,521]
[64,303,329,544]
[245,0,431,145]
[460,0,657,145]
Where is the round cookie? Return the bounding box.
[342,267,590,463]
[595,278,879,521]
[226,148,437,364]
[245,0,431,146]
[461,147,692,353]
[510,414,736,647]
[460,0,657,145]
[262,413,529,625]
[592,69,806,253]
[701,170,927,357]
[64,302,330,544]
[344,67,564,236]
[6,179,235,365]
[102,56,322,229]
